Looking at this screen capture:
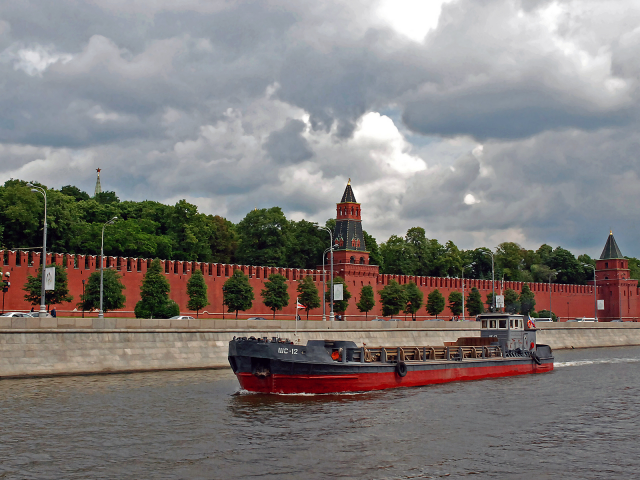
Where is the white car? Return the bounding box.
[0,312,29,317]
[169,315,195,320]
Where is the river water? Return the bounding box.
[1,346,639,479]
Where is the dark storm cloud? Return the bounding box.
[263,119,313,164]
[2,0,640,257]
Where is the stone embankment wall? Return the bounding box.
[2,321,640,378]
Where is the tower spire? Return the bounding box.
[94,168,102,196]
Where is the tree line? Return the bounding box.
[3,179,637,285]
[21,260,557,320]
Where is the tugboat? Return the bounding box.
[228,314,554,394]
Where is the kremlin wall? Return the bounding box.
[1,182,637,322]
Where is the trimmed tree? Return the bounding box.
[504,288,520,314]
[466,287,484,316]
[223,269,254,318]
[519,284,536,315]
[78,269,126,313]
[187,269,209,317]
[297,275,320,320]
[403,281,423,320]
[261,273,290,319]
[356,285,376,319]
[448,291,463,317]
[134,258,180,318]
[486,292,495,312]
[426,289,445,319]
[325,276,351,316]
[378,280,406,317]
[537,309,558,321]
[23,263,73,309]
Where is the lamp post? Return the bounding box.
[483,249,495,312]
[82,279,85,318]
[583,263,597,321]
[222,286,226,320]
[99,216,118,319]
[27,183,47,318]
[2,272,9,314]
[548,270,560,320]
[321,247,331,321]
[461,264,473,321]
[318,226,335,322]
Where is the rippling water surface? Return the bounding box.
[2,346,640,479]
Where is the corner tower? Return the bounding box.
[594,231,638,321]
[329,179,379,277]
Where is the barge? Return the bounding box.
[228,314,554,394]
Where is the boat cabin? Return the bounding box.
[479,313,536,355]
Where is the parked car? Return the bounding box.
[247,317,267,321]
[536,318,553,322]
[610,319,623,322]
[25,312,53,318]
[169,315,195,320]
[569,317,598,322]
[0,312,29,317]
[371,318,385,321]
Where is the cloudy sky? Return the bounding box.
[1,0,640,257]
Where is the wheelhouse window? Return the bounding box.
[499,320,507,329]
[482,320,488,328]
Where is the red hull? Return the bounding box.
[237,361,554,394]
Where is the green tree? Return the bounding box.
[548,246,586,284]
[378,280,407,317]
[448,291,463,317]
[403,282,423,320]
[426,289,445,318]
[519,284,536,315]
[466,287,484,316]
[78,269,126,313]
[23,263,74,308]
[187,269,209,317]
[287,220,327,269]
[504,288,520,314]
[60,185,90,202]
[94,191,120,204]
[135,259,180,318]
[261,273,290,319]
[297,275,320,320]
[363,231,383,268]
[380,235,416,275]
[325,276,351,314]
[537,309,558,321]
[223,269,254,318]
[236,207,290,267]
[356,285,376,319]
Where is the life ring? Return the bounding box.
[395,361,408,377]
[527,318,535,329]
[530,342,535,351]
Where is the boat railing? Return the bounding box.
[349,345,503,363]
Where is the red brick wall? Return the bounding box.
[1,249,633,321]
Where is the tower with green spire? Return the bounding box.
[94,168,102,197]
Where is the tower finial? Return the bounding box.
[347,178,351,185]
[94,168,102,196]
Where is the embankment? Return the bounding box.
[1,319,639,378]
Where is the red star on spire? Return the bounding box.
[96,168,101,173]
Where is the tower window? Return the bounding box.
[605,262,608,268]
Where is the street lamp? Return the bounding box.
[82,279,86,318]
[483,249,496,312]
[583,263,597,321]
[1,271,9,314]
[548,270,560,320]
[318,226,336,321]
[27,183,47,318]
[321,246,331,321]
[461,263,473,321]
[222,285,226,320]
[99,216,118,318]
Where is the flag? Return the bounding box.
[296,298,304,309]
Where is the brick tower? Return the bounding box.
[594,232,638,321]
[330,179,379,278]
